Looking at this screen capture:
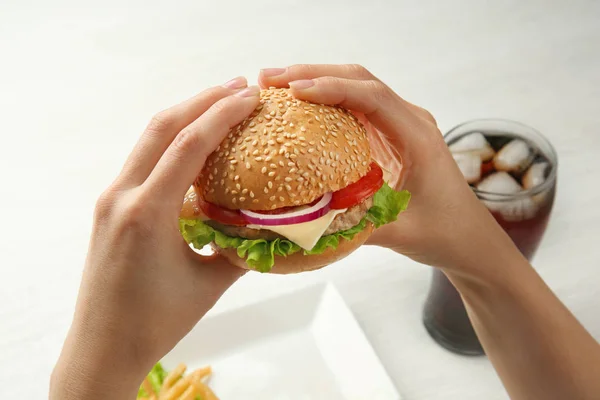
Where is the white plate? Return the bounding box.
[162,283,400,400]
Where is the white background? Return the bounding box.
[1,0,599,398]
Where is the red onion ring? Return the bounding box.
[240,193,333,226]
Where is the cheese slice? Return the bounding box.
[248,208,347,251]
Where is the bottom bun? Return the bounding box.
[211,222,374,274]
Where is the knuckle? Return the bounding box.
[94,187,118,222]
[208,97,231,118]
[347,64,373,79]
[420,107,437,126]
[366,80,393,103]
[118,192,153,233]
[172,126,202,157]
[146,110,174,134]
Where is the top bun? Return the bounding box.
[196,88,371,210]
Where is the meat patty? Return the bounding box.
[205,197,373,241]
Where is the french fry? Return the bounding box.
[192,366,212,382]
[197,381,219,400]
[141,376,155,397]
[160,363,187,396]
[162,373,196,400]
[178,383,201,400]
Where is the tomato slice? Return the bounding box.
[197,195,248,226]
[330,162,384,209]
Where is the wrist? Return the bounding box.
[50,322,148,400]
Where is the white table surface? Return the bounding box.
[1,0,599,398]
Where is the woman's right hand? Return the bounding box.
[259,64,521,277]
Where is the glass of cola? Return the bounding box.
[423,119,558,355]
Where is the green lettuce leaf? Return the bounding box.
[179,183,410,272]
[367,182,411,228]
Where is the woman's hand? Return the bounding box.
[50,78,260,400]
[259,65,518,274]
[261,65,600,400]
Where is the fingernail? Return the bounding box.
[223,76,247,89]
[261,68,286,78]
[235,85,260,97]
[289,79,314,90]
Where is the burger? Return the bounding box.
[179,88,410,274]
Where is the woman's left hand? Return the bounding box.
[50,78,260,400]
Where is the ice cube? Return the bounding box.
[449,132,495,161]
[493,139,534,174]
[489,196,538,221]
[453,153,481,184]
[476,172,537,221]
[522,162,549,190]
[476,171,522,194]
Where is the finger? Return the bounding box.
[117,77,248,187]
[288,77,425,149]
[259,64,377,89]
[144,86,261,204]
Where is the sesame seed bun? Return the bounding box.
[211,221,374,274]
[196,88,371,211]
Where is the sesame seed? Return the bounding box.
[239,197,246,202]
[297,177,305,182]
[255,157,263,161]
[208,174,214,180]
[318,182,324,189]
[270,163,277,169]
[268,181,273,190]
[308,148,315,153]
[236,183,241,190]
[242,188,248,194]
[277,186,283,192]
[245,162,251,169]
[301,127,307,132]
[231,190,238,195]
[220,179,224,185]
[289,168,297,174]
[250,128,257,133]
[264,187,269,194]
[270,196,276,201]
[276,127,284,133]
[285,177,293,182]
[279,196,284,202]
[316,171,322,177]
[264,148,270,155]
[276,137,284,144]
[268,171,276,177]
[225,188,230,194]
[268,140,275,145]
[270,110,276,116]
[290,154,297,159]
[232,198,237,204]
[285,184,292,191]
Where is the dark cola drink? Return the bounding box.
[423,120,557,355]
